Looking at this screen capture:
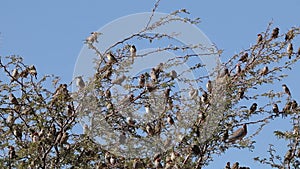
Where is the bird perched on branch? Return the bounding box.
[206,80,212,93]
[231,162,239,169]
[8,146,16,159]
[284,148,293,164]
[287,43,293,59]
[75,76,85,90]
[138,74,145,88]
[260,66,268,76]
[271,27,279,39]
[236,63,241,74]
[228,124,247,143]
[130,45,136,63]
[238,88,245,99]
[282,101,292,116]
[273,104,279,115]
[107,52,118,64]
[9,93,18,105]
[282,84,291,97]
[285,29,294,41]
[224,162,230,169]
[249,103,257,114]
[85,32,101,44]
[150,68,158,83]
[257,34,263,43]
[28,65,37,79]
[169,70,177,80]
[239,53,248,63]
[291,100,298,111]
[11,68,19,82]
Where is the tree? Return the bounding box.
[0,1,300,169]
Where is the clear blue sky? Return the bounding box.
[1,1,300,168]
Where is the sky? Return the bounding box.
[1,0,300,168]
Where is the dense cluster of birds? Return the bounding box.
[2,26,300,168]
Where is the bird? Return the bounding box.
[83,124,89,135]
[231,162,239,169]
[138,74,145,88]
[284,149,293,163]
[298,47,300,56]
[9,93,18,105]
[285,29,294,41]
[206,80,212,93]
[249,103,257,114]
[282,101,292,116]
[85,32,101,44]
[112,75,126,85]
[8,146,16,159]
[75,76,85,89]
[260,66,269,76]
[130,45,136,56]
[291,100,298,111]
[167,114,174,125]
[169,70,177,80]
[11,68,19,82]
[146,123,154,136]
[145,104,154,114]
[221,68,230,77]
[271,27,279,39]
[287,43,293,59]
[150,68,158,83]
[200,91,208,104]
[239,53,248,63]
[110,156,116,165]
[28,65,37,79]
[154,158,163,168]
[236,63,241,74]
[282,84,291,97]
[238,88,245,99]
[19,69,29,78]
[31,132,40,143]
[6,113,14,125]
[52,84,70,101]
[13,126,22,140]
[155,63,164,73]
[228,124,247,143]
[106,52,118,63]
[146,83,157,92]
[273,104,279,115]
[105,89,111,98]
[224,162,230,169]
[257,34,263,43]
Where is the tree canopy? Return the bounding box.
[0,2,300,169]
